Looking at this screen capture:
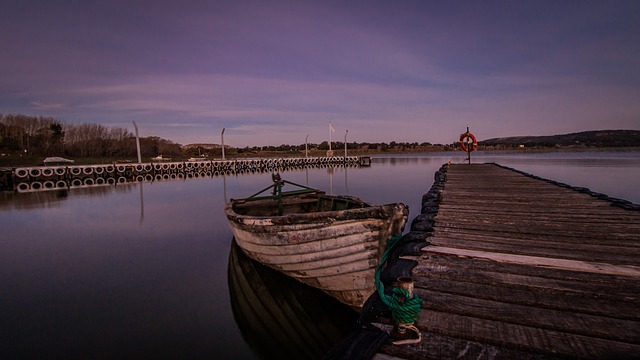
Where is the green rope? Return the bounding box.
[375,235,423,324]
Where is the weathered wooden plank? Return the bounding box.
[426,238,640,265]
[414,269,640,307]
[431,226,640,247]
[415,277,640,321]
[438,196,630,209]
[431,220,640,240]
[415,289,640,343]
[437,211,640,227]
[436,219,638,240]
[442,190,610,201]
[422,246,640,277]
[436,211,640,224]
[444,194,607,200]
[415,310,640,359]
[414,253,640,297]
[431,228,640,249]
[436,206,640,224]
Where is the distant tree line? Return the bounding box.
[480,130,640,148]
[1,113,454,160]
[0,114,181,158]
[233,141,451,154]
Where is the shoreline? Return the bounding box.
[2,146,640,168]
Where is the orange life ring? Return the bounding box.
[459,132,478,152]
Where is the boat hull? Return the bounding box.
[225,195,408,308]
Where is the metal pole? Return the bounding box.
[344,130,348,159]
[305,134,309,158]
[329,122,332,151]
[466,126,471,164]
[221,128,226,160]
[132,121,141,163]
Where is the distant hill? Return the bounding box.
[481,130,640,148]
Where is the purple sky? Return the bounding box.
[2,0,639,147]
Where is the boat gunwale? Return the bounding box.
[225,195,406,225]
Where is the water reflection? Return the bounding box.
[228,240,358,359]
[1,151,639,358]
[0,184,135,211]
[139,182,144,223]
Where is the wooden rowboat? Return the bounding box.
[224,174,408,308]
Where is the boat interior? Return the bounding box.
[232,194,370,217]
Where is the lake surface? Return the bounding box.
[1,150,639,358]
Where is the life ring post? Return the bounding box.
[459,126,477,164]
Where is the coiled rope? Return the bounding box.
[375,235,423,325]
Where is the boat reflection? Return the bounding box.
[227,240,359,359]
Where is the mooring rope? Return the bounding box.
[375,235,423,325]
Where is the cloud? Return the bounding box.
[31,101,66,111]
[1,1,639,146]
[11,64,639,146]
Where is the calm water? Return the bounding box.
[1,151,639,358]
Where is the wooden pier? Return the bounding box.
[376,163,640,359]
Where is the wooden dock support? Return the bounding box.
[377,163,640,359]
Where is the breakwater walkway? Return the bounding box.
[1,156,368,193]
[372,163,640,359]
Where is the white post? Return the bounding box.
[344,130,348,158]
[329,121,334,151]
[305,134,309,158]
[221,128,226,160]
[132,121,142,163]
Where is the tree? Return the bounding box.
[48,122,65,155]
